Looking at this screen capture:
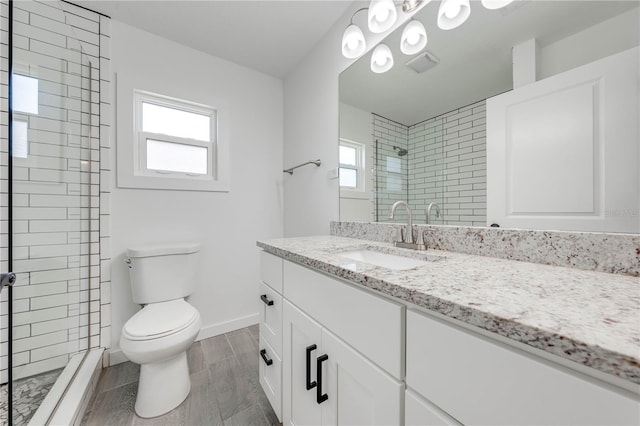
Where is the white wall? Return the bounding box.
[539,8,640,79]
[109,21,283,363]
[283,3,422,237]
[339,102,373,222]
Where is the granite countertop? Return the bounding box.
[257,235,640,385]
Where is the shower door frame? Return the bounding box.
[5,0,111,423]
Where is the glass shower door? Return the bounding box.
[8,1,93,424]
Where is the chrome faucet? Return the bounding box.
[426,203,441,224]
[389,201,427,250]
[389,201,414,244]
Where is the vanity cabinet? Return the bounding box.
[406,309,640,425]
[283,300,403,425]
[259,249,640,426]
[258,251,284,421]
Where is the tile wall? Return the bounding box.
[372,114,408,221]
[372,100,487,226]
[0,0,110,384]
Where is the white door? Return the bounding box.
[487,47,639,232]
[282,301,323,426]
[321,328,403,426]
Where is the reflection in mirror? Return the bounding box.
[339,1,639,233]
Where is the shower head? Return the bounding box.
[393,146,408,157]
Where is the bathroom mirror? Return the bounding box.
[339,0,639,233]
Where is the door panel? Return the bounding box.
[321,328,403,426]
[487,47,639,232]
[282,300,322,426]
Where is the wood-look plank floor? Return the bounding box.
[82,325,280,426]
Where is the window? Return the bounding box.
[119,90,229,192]
[136,91,214,178]
[339,139,365,192]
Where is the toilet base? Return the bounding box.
[134,351,191,418]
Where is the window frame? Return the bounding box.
[117,89,230,192]
[135,91,215,179]
[339,138,366,194]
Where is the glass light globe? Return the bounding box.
[444,2,462,18]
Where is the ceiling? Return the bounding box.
[77,0,353,78]
[340,1,639,125]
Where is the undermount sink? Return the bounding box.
[339,249,438,271]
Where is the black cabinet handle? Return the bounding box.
[260,349,273,366]
[306,344,317,390]
[260,294,274,306]
[316,354,329,404]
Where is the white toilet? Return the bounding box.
[120,243,202,418]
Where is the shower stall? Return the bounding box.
[1,0,107,424]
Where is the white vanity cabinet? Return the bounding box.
[406,309,640,425]
[258,251,284,421]
[259,249,640,426]
[283,300,403,425]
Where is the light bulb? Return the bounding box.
[371,44,393,73]
[400,20,427,55]
[341,24,366,59]
[481,0,514,9]
[375,7,389,22]
[406,32,420,46]
[444,2,461,18]
[437,0,470,30]
[368,0,398,33]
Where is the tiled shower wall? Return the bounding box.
[373,114,408,221]
[0,0,111,384]
[373,100,487,226]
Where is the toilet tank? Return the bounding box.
[126,243,201,304]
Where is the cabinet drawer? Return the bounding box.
[284,261,403,379]
[259,336,282,422]
[406,310,640,425]
[405,388,461,426]
[259,281,282,355]
[260,251,283,294]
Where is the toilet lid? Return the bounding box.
[123,299,199,341]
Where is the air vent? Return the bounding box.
[406,51,440,74]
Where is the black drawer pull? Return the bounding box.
[260,294,274,306]
[316,354,329,404]
[260,349,273,366]
[306,344,317,390]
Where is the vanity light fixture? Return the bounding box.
[480,0,515,9]
[371,43,394,73]
[400,20,427,55]
[342,8,368,59]
[437,0,471,30]
[368,0,398,33]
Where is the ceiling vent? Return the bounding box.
[406,51,440,74]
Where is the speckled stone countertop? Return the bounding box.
[257,236,640,385]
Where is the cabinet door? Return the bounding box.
[283,301,323,426]
[321,328,403,426]
[405,388,461,426]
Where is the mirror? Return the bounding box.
[339,0,639,233]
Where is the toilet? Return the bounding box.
[120,243,202,418]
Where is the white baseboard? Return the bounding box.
[108,313,260,366]
[195,312,259,341]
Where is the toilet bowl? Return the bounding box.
[120,299,201,418]
[120,243,201,418]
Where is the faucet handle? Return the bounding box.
[399,226,406,243]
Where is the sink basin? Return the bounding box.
[339,249,431,270]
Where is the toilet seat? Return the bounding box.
[123,299,199,341]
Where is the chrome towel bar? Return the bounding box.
[283,159,321,175]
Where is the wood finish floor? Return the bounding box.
[82,325,280,425]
